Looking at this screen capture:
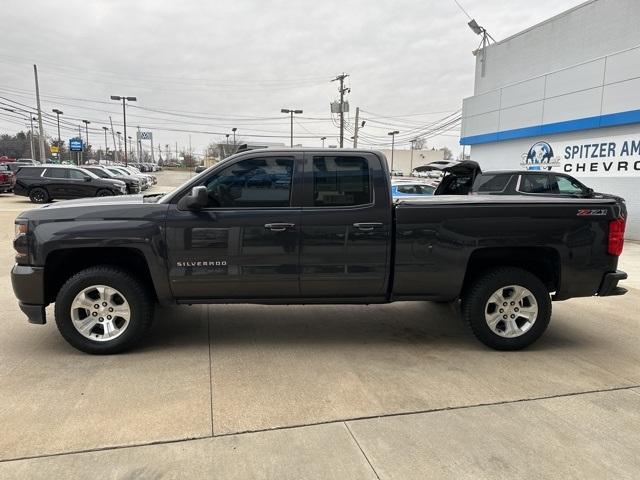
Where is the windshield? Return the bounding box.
[87,168,109,178]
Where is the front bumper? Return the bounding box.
[11,265,47,323]
[597,270,628,296]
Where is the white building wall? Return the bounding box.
[473,0,640,95]
[460,0,640,239]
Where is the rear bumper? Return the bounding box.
[597,270,628,296]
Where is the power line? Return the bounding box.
[452,0,473,20]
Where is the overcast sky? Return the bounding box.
[0,0,584,157]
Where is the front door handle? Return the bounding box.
[353,222,383,231]
[264,223,295,232]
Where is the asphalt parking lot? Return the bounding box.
[0,169,638,479]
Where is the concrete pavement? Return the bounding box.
[0,170,638,478]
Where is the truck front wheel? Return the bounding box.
[462,267,551,350]
[54,266,154,354]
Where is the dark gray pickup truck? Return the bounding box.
[11,149,627,354]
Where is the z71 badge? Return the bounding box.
[577,209,608,216]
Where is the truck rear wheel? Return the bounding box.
[462,267,551,350]
[54,266,154,354]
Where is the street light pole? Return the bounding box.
[281,108,303,147]
[102,126,109,162]
[410,138,417,174]
[232,127,237,149]
[321,136,326,148]
[110,95,137,166]
[82,120,90,163]
[116,131,122,159]
[29,116,36,159]
[388,130,399,173]
[52,109,63,163]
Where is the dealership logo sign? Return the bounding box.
[520,137,640,177]
[520,141,562,171]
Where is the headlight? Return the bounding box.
[15,222,27,239]
[14,221,28,262]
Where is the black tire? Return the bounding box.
[54,266,154,354]
[462,267,551,350]
[96,189,114,197]
[29,187,50,203]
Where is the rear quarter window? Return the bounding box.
[473,174,512,193]
[17,167,44,178]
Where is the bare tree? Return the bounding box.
[412,137,427,150]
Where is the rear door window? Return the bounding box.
[518,174,556,194]
[312,156,371,206]
[68,169,89,180]
[473,174,512,192]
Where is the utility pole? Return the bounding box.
[332,73,349,148]
[232,127,237,152]
[175,141,178,164]
[33,65,46,162]
[353,107,360,148]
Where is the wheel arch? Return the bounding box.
[43,247,158,304]
[462,247,561,295]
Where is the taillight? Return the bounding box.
[608,218,625,256]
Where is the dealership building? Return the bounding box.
[460,0,640,238]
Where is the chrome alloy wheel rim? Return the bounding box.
[484,285,538,338]
[70,285,131,341]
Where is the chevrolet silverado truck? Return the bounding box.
[11,149,628,354]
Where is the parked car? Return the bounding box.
[431,162,626,211]
[13,165,127,203]
[391,180,435,197]
[124,166,157,185]
[471,170,623,201]
[3,161,35,174]
[104,166,150,190]
[194,165,207,173]
[11,149,627,354]
[0,164,15,193]
[83,166,142,194]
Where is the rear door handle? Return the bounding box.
[264,223,295,232]
[353,222,383,231]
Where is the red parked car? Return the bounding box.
[0,164,15,193]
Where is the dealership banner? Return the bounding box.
[520,135,640,177]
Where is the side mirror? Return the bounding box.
[178,185,208,211]
[584,187,594,197]
[84,176,92,182]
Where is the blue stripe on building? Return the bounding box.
[460,108,640,145]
